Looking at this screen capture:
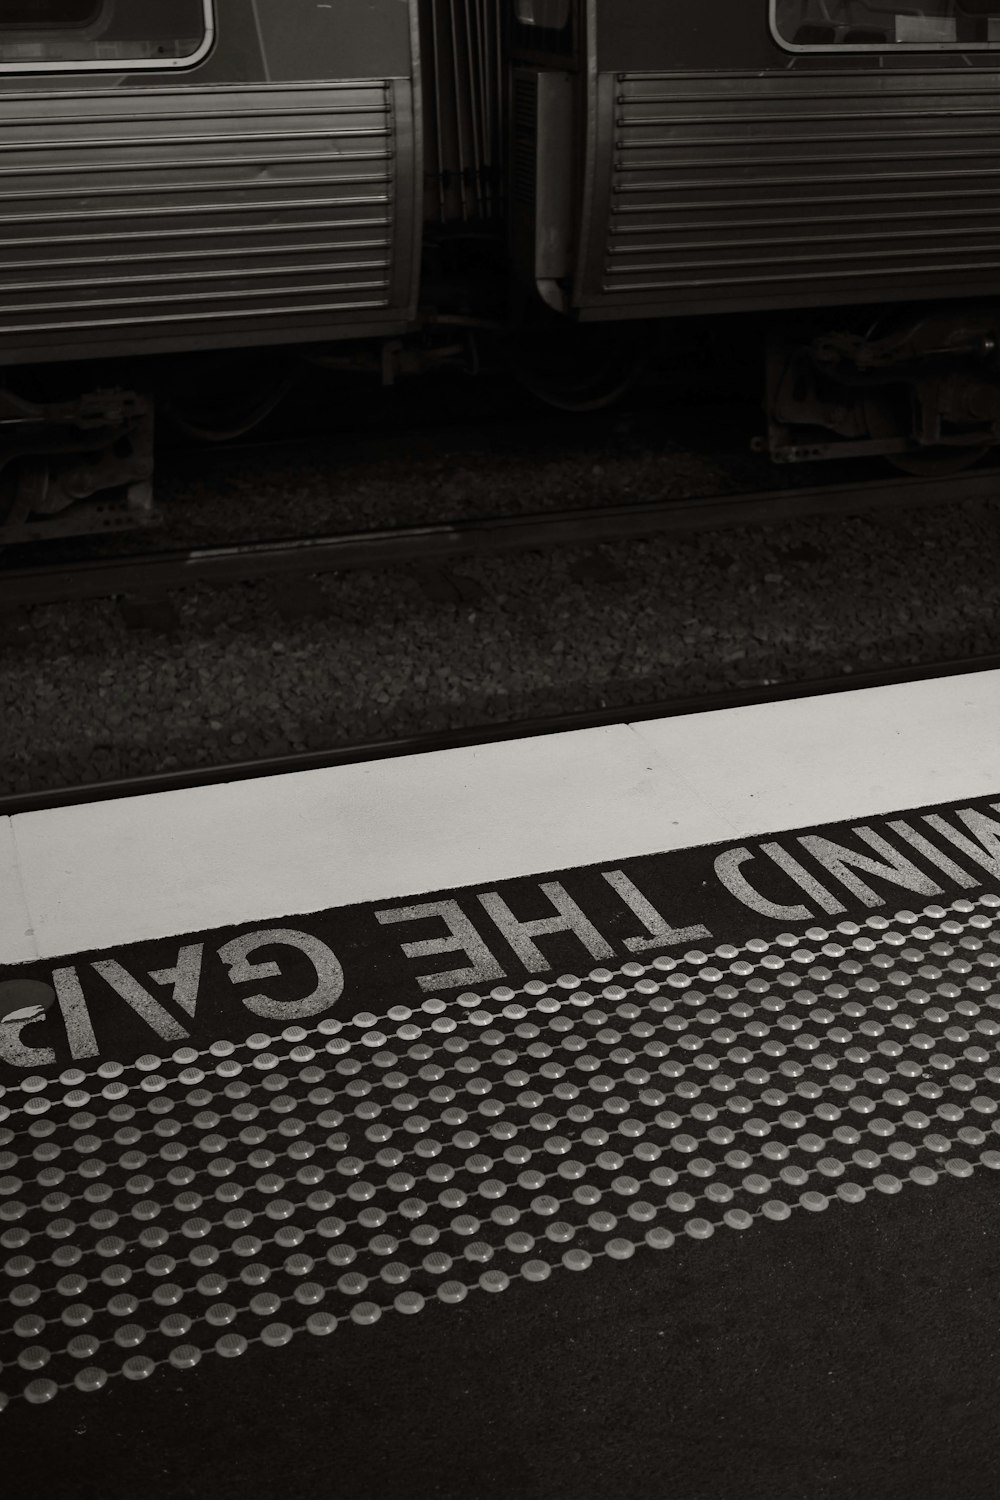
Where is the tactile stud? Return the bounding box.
[24,1378,58,1404]
[215,1333,248,1358]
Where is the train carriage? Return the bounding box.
[516,1,1000,320]
[511,1,1000,465]
[5,0,1000,544]
[0,0,423,366]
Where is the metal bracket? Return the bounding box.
[0,387,156,547]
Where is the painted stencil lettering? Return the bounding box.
[601,869,712,952]
[477,882,615,972]
[713,847,815,922]
[374,900,505,992]
[218,929,345,1020]
[148,943,204,1017]
[798,829,944,907]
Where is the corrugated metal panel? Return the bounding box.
[422,0,506,224]
[591,71,1000,315]
[510,72,539,210]
[0,82,413,360]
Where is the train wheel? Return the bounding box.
[885,446,989,477]
[510,312,657,413]
[863,394,989,476]
[158,354,297,442]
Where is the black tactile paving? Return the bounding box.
[8,788,1000,1499]
[4,895,1000,1419]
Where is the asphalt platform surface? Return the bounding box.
[3,793,1000,1500]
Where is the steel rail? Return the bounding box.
[2,467,998,607]
[3,649,1000,816]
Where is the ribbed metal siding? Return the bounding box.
[422,0,506,224]
[511,72,539,209]
[593,71,1000,315]
[0,82,411,361]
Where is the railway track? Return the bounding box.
[3,648,1000,817]
[2,467,997,609]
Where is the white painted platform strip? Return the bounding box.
[4,670,1000,964]
[0,817,35,965]
[630,670,1000,838]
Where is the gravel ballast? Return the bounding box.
[2,407,999,797]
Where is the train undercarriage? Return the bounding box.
[4,297,1000,548]
[763,306,1000,474]
[0,383,154,547]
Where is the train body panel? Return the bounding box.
[0,0,422,364]
[8,2,1000,354]
[577,65,1000,320]
[562,2,1000,320]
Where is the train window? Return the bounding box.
[0,0,215,70]
[512,0,576,57]
[516,0,571,24]
[772,1,1000,49]
[1,2,98,21]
